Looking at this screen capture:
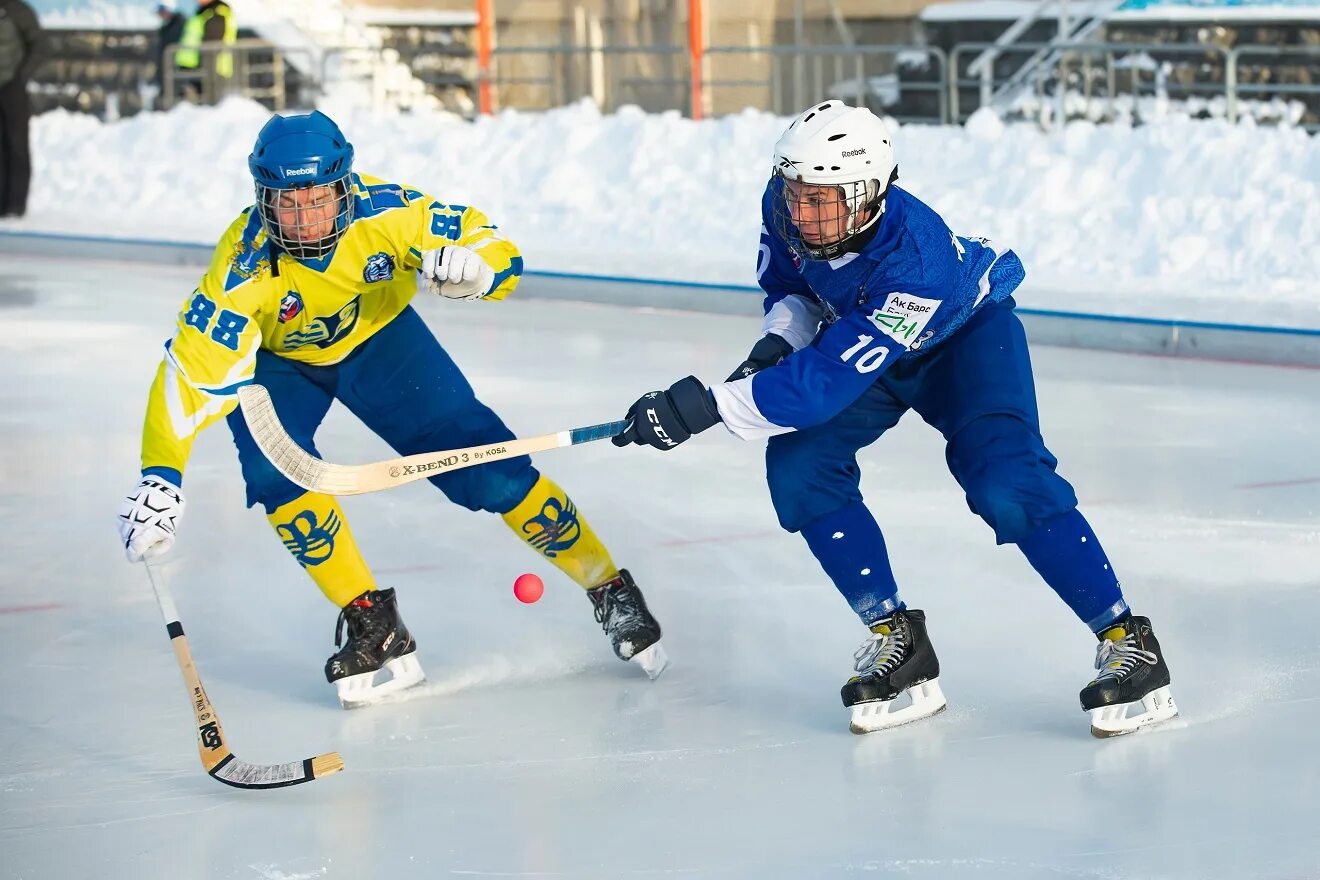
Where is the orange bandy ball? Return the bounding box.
[513,573,544,603]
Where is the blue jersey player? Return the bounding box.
[614,102,1178,737]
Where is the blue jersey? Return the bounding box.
[711,183,1026,438]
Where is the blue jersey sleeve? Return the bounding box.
[712,249,962,437]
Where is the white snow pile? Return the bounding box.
[6,97,1319,324]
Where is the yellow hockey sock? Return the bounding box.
[267,493,376,607]
[501,475,619,589]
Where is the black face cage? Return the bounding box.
[255,174,355,261]
[771,168,895,262]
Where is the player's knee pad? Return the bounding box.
[239,456,307,514]
[766,434,864,533]
[964,484,1036,545]
[229,406,316,513]
[231,434,307,513]
[398,408,533,513]
[428,456,538,514]
[419,438,538,511]
[947,415,1077,544]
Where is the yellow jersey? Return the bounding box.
[139,172,523,480]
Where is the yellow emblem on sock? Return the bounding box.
[502,475,618,589]
[268,493,375,607]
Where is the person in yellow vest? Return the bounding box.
[174,0,235,103]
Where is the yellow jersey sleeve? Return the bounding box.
[140,213,263,480]
[358,173,524,301]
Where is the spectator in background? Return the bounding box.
[175,0,236,105]
[155,0,186,108]
[0,0,43,218]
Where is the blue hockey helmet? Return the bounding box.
[248,111,356,260]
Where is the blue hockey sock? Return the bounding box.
[1016,508,1128,632]
[799,502,902,626]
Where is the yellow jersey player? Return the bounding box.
[116,111,667,708]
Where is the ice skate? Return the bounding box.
[1081,615,1178,737]
[843,608,946,734]
[587,569,668,679]
[325,588,426,709]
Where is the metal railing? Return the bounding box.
[966,0,1126,110]
[139,36,1310,131]
[950,40,1237,123]
[488,45,688,114]
[703,44,948,123]
[162,39,292,110]
[1227,44,1320,130]
[487,43,949,122]
[484,40,1319,130]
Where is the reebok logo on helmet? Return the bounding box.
[842,148,866,158]
[283,167,317,177]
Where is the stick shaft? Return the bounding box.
[143,560,344,788]
[144,561,235,774]
[238,383,626,496]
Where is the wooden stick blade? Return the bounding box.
[208,751,345,790]
[237,384,329,493]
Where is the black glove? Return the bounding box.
[613,376,722,451]
[725,333,794,382]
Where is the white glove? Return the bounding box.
[421,246,496,301]
[118,476,186,563]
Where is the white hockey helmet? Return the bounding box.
[771,101,898,261]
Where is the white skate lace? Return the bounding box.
[853,625,907,675]
[1092,632,1157,681]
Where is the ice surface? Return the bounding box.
[1,255,1318,879]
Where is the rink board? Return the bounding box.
[1,229,1317,368]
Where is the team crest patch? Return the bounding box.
[363,252,396,283]
[278,290,304,323]
[224,239,270,289]
[283,295,361,350]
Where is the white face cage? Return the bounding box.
[770,171,883,262]
[255,174,355,261]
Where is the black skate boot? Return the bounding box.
[842,608,946,734]
[1081,615,1177,737]
[325,588,425,709]
[586,569,668,679]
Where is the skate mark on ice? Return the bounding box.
[1233,475,1320,490]
[3,800,229,834]
[658,529,779,547]
[342,648,596,708]
[373,562,447,576]
[0,602,63,615]
[377,739,808,775]
[1176,664,1309,728]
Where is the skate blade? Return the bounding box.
[1089,685,1179,738]
[849,678,947,735]
[335,653,427,710]
[632,641,668,680]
